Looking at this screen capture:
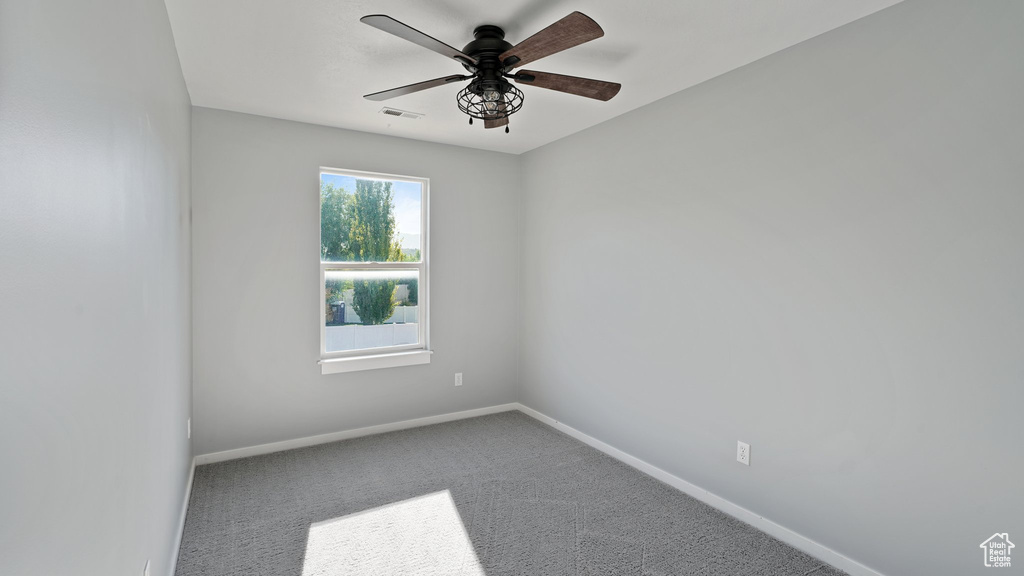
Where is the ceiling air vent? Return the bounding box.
[379,107,424,120]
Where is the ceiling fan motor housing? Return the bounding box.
[461,25,513,61]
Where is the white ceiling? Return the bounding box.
[164,0,901,154]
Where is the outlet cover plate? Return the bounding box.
[737,441,750,466]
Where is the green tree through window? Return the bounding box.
[320,181,352,261]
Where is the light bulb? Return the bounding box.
[483,101,498,112]
[483,89,500,102]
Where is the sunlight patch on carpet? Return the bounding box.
[302,490,485,576]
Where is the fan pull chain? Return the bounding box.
[468,118,473,125]
[505,125,509,134]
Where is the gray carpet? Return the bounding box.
[175,411,847,576]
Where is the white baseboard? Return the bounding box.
[514,403,885,576]
[194,403,519,465]
[169,456,195,576]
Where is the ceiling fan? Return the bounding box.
[361,12,621,133]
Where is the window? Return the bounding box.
[319,168,428,374]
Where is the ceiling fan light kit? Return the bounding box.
[361,11,621,133]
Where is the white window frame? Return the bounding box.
[319,167,430,374]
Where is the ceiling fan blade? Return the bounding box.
[499,12,603,69]
[364,75,470,101]
[361,15,478,66]
[514,70,620,101]
[484,116,509,129]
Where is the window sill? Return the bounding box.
[320,349,432,375]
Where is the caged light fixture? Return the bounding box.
[456,80,524,133]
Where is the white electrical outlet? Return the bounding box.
[455,372,463,387]
[737,441,750,466]
[143,560,151,576]
[187,418,191,439]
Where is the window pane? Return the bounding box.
[325,269,420,353]
[321,173,422,263]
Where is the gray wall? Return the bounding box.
[190,108,519,456]
[518,2,1023,575]
[0,1,193,575]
